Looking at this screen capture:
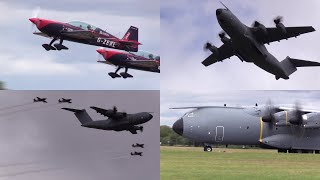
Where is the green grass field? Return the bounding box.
[161,146,320,180]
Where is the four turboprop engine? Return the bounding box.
[274,16,287,34]
[252,21,268,37]
[265,110,320,129]
[204,42,219,55]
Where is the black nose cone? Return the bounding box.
[216,9,223,16]
[172,118,183,136]
[148,113,153,120]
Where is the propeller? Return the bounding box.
[262,100,278,123]
[203,42,212,51]
[273,16,283,25]
[30,6,41,31]
[219,31,226,39]
[252,20,261,27]
[113,106,118,113]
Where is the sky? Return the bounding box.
[0,90,159,179]
[161,91,320,126]
[0,0,159,90]
[160,0,320,126]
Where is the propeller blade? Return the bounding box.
[203,42,212,51]
[219,32,226,39]
[32,6,41,18]
[252,20,261,27]
[273,16,283,24]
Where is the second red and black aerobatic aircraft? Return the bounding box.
[96,49,160,78]
[29,18,141,51]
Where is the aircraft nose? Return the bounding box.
[29,18,37,25]
[172,118,183,136]
[96,49,104,55]
[148,113,153,120]
[216,9,223,16]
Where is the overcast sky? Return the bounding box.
[161,0,320,92]
[161,91,320,126]
[0,91,159,179]
[0,0,159,90]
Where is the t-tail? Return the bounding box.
[62,108,93,124]
[120,26,141,52]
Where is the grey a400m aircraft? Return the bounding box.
[203,2,320,80]
[172,104,320,153]
[62,106,153,134]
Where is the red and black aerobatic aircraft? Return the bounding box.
[96,49,160,78]
[29,18,141,51]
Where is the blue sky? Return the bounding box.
[0,0,159,90]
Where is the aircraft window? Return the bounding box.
[131,51,160,60]
[187,112,194,117]
[67,21,98,31]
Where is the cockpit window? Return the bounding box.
[183,112,194,118]
[67,21,98,31]
[131,50,160,60]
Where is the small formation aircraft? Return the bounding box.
[33,97,47,103]
[29,18,141,51]
[62,106,153,134]
[96,49,160,78]
[202,2,320,80]
[132,143,144,148]
[58,98,72,103]
[172,102,320,153]
[131,152,143,156]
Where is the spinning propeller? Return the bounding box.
[273,16,283,25]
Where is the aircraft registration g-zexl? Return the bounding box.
[29,18,141,52]
[171,103,320,153]
[96,49,160,78]
[62,106,153,134]
[202,2,320,80]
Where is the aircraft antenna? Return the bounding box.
[219,1,229,10]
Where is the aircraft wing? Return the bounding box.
[90,106,126,119]
[129,129,138,134]
[170,106,244,109]
[33,32,50,38]
[260,26,315,44]
[202,43,234,66]
[61,30,100,40]
[125,60,159,68]
[277,106,320,114]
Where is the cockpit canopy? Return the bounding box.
[67,21,100,32]
[131,50,160,60]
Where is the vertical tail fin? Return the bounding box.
[122,26,138,42]
[62,108,93,125]
[281,56,320,77]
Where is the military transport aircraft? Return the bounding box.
[131,152,143,156]
[62,106,153,134]
[132,143,144,148]
[96,49,160,78]
[33,97,47,103]
[29,18,141,51]
[202,2,320,80]
[172,103,320,153]
[58,98,72,103]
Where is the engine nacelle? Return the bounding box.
[221,37,230,44]
[276,23,286,34]
[208,44,219,55]
[303,113,320,129]
[272,110,302,126]
[256,24,268,36]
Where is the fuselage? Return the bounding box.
[97,49,160,73]
[173,107,320,150]
[82,112,153,131]
[29,18,138,52]
[216,9,289,79]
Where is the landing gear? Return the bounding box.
[42,38,68,51]
[204,146,212,152]
[109,67,133,79]
[277,149,287,153]
[120,68,133,79]
[54,39,68,50]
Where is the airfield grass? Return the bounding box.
[161,146,320,180]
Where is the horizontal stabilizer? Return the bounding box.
[281,57,320,77]
[62,108,83,113]
[289,58,320,67]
